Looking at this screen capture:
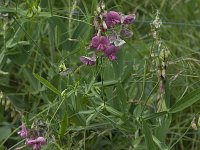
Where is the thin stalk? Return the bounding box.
[140,81,159,117]
[68,0,77,38]
[169,126,191,150]
[48,0,53,16]
[139,59,147,101]
[84,129,86,150]
[8,139,26,150]
[101,56,105,106]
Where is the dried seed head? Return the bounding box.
[198,116,200,127]
[152,10,162,29]
[191,117,198,130]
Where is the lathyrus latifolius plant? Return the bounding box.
[15,1,136,149]
[80,1,136,65]
[18,118,48,150]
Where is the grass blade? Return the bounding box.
[169,88,200,113]
[33,73,61,95]
[143,121,155,150]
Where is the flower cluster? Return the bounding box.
[18,122,47,150]
[80,2,136,65]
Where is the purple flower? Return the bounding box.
[33,144,41,150]
[91,36,110,51]
[18,122,28,138]
[104,11,121,27]
[108,33,118,44]
[120,28,133,38]
[104,45,119,60]
[80,56,96,65]
[27,137,47,150]
[121,14,136,24]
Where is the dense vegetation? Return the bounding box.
[1,0,200,149]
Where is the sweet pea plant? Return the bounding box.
[16,2,136,150]
[80,2,135,65]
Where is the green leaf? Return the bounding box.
[105,105,123,117]
[23,68,39,90]
[0,126,11,141]
[164,79,170,109]
[6,41,30,49]
[143,121,155,150]
[169,88,200,113]
[153,135,169,150]
[33,73,61,95]
[112,49,125,79]
[94,80,118,87]
[116,83,128,113]
[143,111,168,121]
[155,115,171,143]
[59,113,68,138]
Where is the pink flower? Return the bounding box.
[120,28,133,38]
[104,45,119,60]
[104,11,121,27]
[108,33,117,43]
[18,123,28,138]
[91,36,110,51]
[121,14,136,24]
[33,144,41,150]
[80,56,96,65]
[26,137,47,150]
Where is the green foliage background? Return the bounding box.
[0,0,200,149]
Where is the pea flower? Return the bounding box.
[108,33,118,44]
[80,2,136,65]
[121,14,136,24]
[104,45,119,60]
[91,35,110,51]
[26,137,47,150]
[120,28,133,38]
[104,11,121,27]
[18,122,28,138]
[80,55,96,66]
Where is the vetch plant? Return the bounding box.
[80,1,136,65]
[18,120,47,150]
[2,1,200,149]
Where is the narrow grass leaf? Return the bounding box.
[152,135,169,150]
[143,111,168,121]
[33,73,61,95]
[143,121,155,150]
[169,88,200,113]
[94,80,118,87]
[0,126,11,141]
[23,68,39,91]
[59,113,68,138]
[116,83,128,113]
[105,105,123,117]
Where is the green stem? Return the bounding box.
[48,0,53,16]
[101,56,105,106]
[139,59,147,101]
[140,81,159,117]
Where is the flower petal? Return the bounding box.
[80,56,96,66]
[122,14,136,24]
[104,11,121,27]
